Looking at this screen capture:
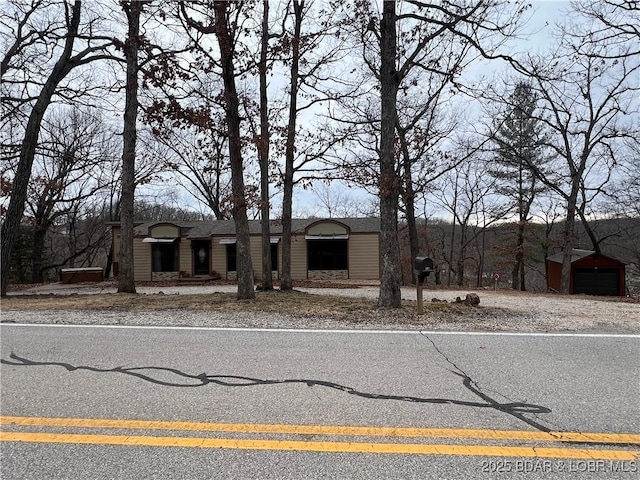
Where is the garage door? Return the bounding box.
[573,268,619,296]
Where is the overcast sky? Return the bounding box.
[287,1,576,219]
[152,0,582,220]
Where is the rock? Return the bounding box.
[431,298,448,303]
[464,293,480,307]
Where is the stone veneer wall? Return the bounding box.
[152,271,180,281]
[227,270,278,281]
[308,270,348,280]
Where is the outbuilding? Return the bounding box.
[546,249,626,296]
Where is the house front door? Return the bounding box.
[192,241,211,276]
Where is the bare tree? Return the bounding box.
[279,0,303,292]
[25,107,115,282]
[311,181,372,218]
[178,1,256,299]
[377,1,402,306]
[214,1,255,299]
[277,0,351,291]
[336,0,528,306]
[145,92,232,220]
[1,0,115,296]
[257,0,273,290]
[573,0,639,59]
[516,23,639,293]
[116,0,146,294]
[432,154,506,286]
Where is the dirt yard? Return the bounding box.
[2,282,639,333]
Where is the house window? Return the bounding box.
[227,243,237,272]
[152,243,178,272]
[308,240,348,270]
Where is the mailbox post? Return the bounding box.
[414,256,434,315]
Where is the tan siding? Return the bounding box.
[291,235,307,280]
[211,238,227,278]
[307,222,348,236]
[112,227,121,258]
[248,236,281,279]
[249,236,262,279]
[133,238,152,281]
[179,240,191,274]
[349,233,380,279]
[150,224,179,238]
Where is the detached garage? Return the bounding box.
[547,249,626,296]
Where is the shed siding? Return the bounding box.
[547,261,562,292]
[349,233,380,279]
[573,255,625,296]
[547,252,626,296]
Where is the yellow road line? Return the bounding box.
[1,431,638,460]
[1,416,638,445]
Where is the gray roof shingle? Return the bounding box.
[546,249,594,264]
[131,218,380,238]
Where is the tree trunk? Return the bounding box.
[512,223,525,290]
[447,215,456,286]
[577,207,602,254]
[258,0,273,290]
[510,259,520,290]
[118,1,141,294]
[31,227,47,284]
[281,1,303,292]
[378,2,401,307]
[104,244,114,280]
[560,192,579,294]
[214,2,254,300]
[400,132,418,285]
[456,225,468,287]
[406,197,419,286]
[0,1,82,297]
[456,247,465,287]
[281,168,294,291]
[477,229,486,288]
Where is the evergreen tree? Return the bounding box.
[491,82,548,291]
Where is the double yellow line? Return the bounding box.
[2,416,639,460]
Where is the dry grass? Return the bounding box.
[4,282,638,332]
[1,289,498,321]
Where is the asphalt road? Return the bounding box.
[1,324,638,479]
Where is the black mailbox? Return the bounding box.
[415,256,434,282]
[415,256,434,274]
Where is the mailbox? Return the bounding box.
[414,256,434,282]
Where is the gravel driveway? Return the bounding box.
[4,282,640,334]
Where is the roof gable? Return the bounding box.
[547,249,625,265]
[126,218,380,238]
